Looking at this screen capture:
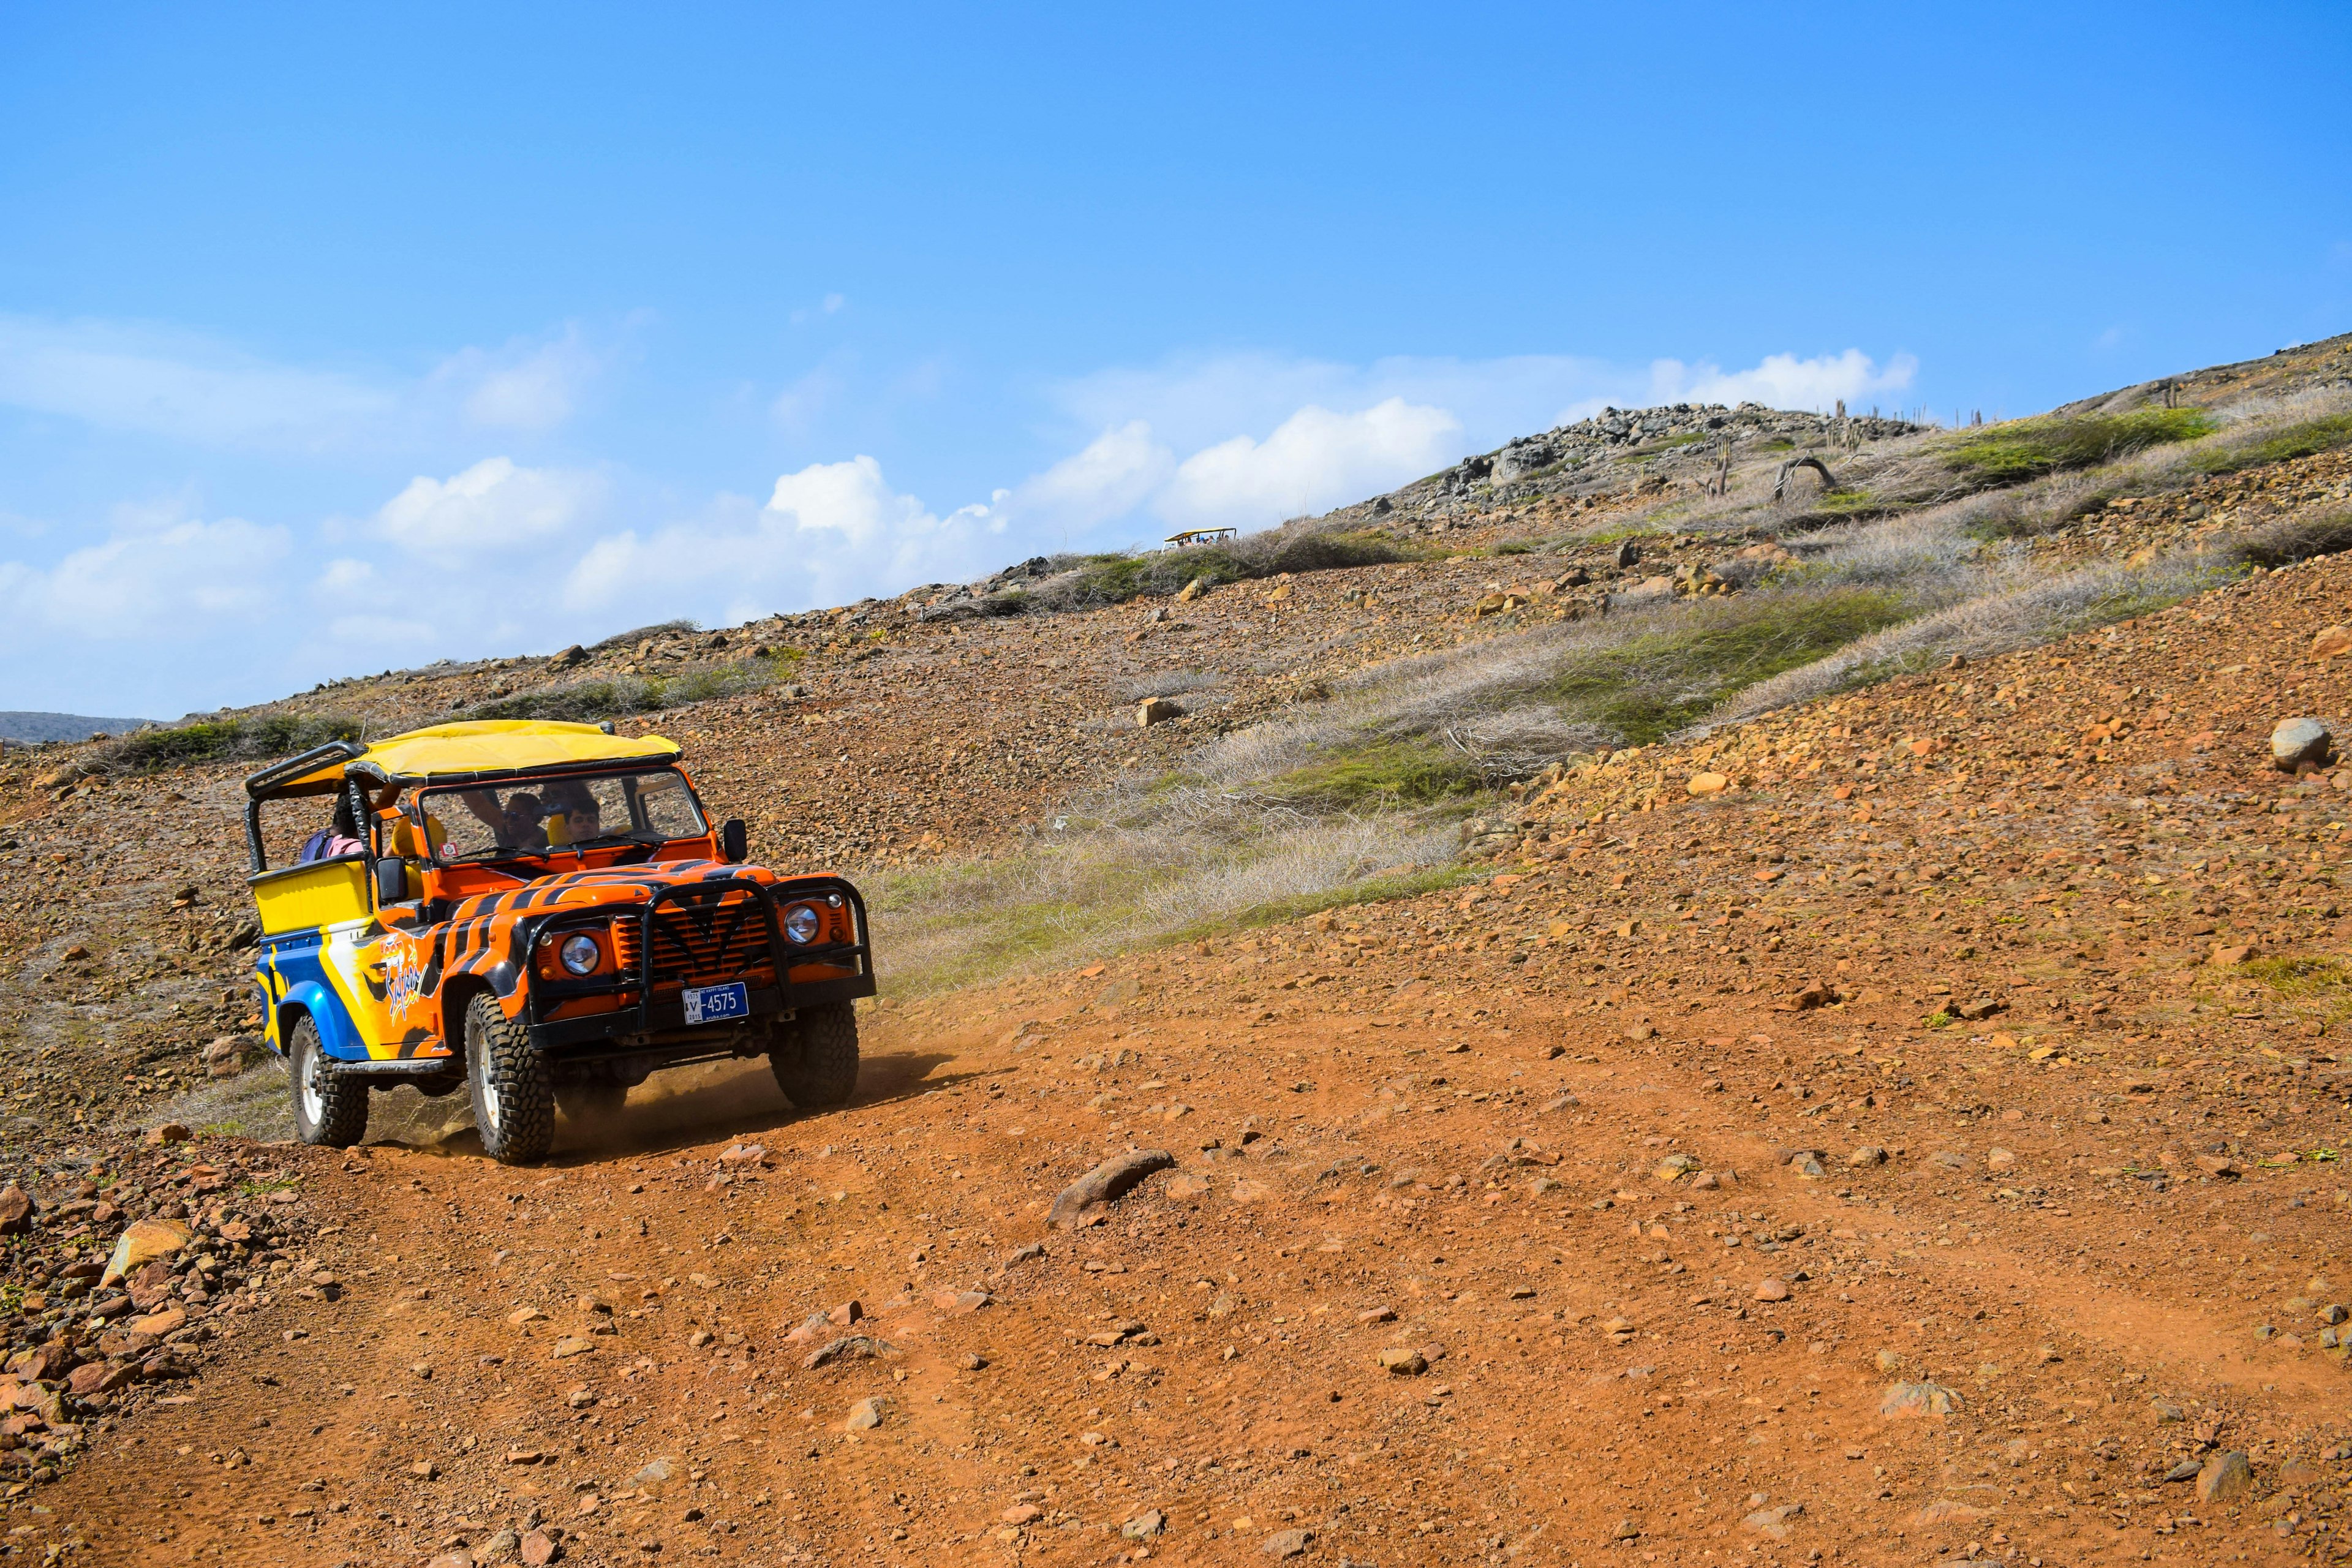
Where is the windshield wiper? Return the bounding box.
[559,833,648,851]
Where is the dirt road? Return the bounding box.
[26,914,2342,1566]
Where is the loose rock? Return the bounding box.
[2272,716,2334,771]
[100,1218,192,1287]
[1880,1381,1961,1418]
[1047,1148,1177,1229]
[2198,1450,2253,1502]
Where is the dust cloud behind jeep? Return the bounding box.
[239,720,875,1163]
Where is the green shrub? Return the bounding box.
[2241,954,2351,997]
[1264,737,1486,808]
[1542,590,1912,746]
[1030,527,1429,611]
[461,660,777,723]
[2192,414,2352,475]
[1175,862,1480,940]
[1946,409,2216,482]
[100,712,364,771]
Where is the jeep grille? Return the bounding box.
[613,891,774,986]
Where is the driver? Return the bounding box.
[499,792,551,851]
[544,784,603,848]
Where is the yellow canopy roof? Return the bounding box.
[270,720,680,796]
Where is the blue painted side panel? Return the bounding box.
[279,978,369,1061]
[258,929,372,1063]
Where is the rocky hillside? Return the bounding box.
[2,332,2352,1563]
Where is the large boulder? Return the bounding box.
[2272,717,2334,772]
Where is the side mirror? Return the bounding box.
[720,818,748,863]
[374,856,408,908]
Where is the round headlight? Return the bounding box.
[559,934,601,976]
[782,903,822,944]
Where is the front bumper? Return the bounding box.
[519,873,875,1052]
[527,972,875,1051]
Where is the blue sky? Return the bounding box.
[2,2,2345,718]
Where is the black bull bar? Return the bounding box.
[521,875,874,1052]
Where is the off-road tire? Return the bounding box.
[289,1014,369,1147]
[768,1001,860,1109]
[557,1082,627,1120]
[466,993,553,1164]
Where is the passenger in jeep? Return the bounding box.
[450,787,551,853]
[297,797,366,863]
[545,783,601,848]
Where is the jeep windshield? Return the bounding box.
[420,767,709,864]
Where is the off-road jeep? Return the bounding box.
[239,720,875,1163]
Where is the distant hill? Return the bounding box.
[0,711,156,744]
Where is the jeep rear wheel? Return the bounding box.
[768,1001,859,1109]
[466,993,553,1164]
[290,1015,369,1147]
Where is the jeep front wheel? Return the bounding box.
[466,993,553,1164]
[290,1014,368,1147]
[768,1001,860,1109]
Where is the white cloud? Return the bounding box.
[0,505,290,639]
[0,314,393,449]
[1054,351,1614,463]
[1649,349,1917,413]
[1001,421,1174,534]
[561,456,1005,624]
[451,330,600,431]
[1058,346,1920,470]
[0,314,609,450]
[369,457,605,566]
[1156,399,1460,529]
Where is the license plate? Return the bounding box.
[681,982,748,1026]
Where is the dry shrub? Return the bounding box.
[867,813,1458,995]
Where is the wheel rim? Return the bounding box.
[480,1061,503,1134]
[299,1042,326,1125]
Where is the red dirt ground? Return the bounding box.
[18,552,2352,1567]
